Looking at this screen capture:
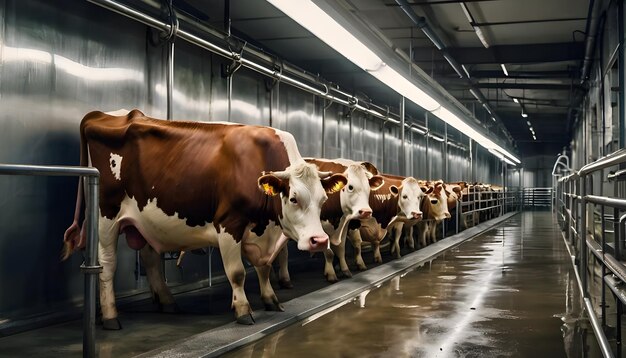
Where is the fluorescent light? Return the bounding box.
[267,0,519,164]
[526,120,531,126]
[265,0,382,72]
[513,98,519,103]
[521,109,528,118]
[503,157,516,166]
[491,117,496,122]
[488,148,504,159]
[500,64,508,76]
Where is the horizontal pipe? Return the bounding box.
[585,195,626,210]
[605,275,626,306]
[579,148,626,176]
[584,297,614,358]
[607,169,626,181]
[0,164,99,177]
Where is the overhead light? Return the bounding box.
[521,108,528,118]
[460,3,489,48]
[482,103,492,114]
[513,98,519,103]
[502,157,516,166]
[526,120,531,126]
[267,0,519,164]
[533,135,537,141]
[491,117,496,122]
[469,88,482,101]
[500,64,508,76]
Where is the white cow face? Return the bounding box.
[258,162,346,252]
[340,164,384,220]
[425,183,451,221]
[390,177,424,220]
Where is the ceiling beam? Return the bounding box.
[472,17,586,27]
[472,83,580,90]
[459,70,577,79]
[412,42,585,64]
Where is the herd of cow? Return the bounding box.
[61,109,503,330]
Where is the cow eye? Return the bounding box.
[290,197,297,204]
[402,195,408,199]
[431,199,438,204]
[347,185,354,192]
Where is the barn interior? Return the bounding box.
[0,0,622,357]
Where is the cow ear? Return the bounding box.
[425,186,434,194]
[258,174,285,196]
[321,174,347,194]
[369,175,384,191]
[361,162,379,176]
[389,185,400,197]
[453,186,462,194]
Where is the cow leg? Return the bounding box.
[391,224,402,259]
[277,245,293,289]
[372,241,382,263]
[332,235,352,278]
[218,234,254,325]
[139,245,178,313]
[254,265,284,312]
[98,217,121,330]
[430,222,439,244]
[418,224,427,248]
[349,229,367,271]
[323,248,339,283]
[404,225,415,250]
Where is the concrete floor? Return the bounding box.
[224,211,602,358]
[0,212,603,357]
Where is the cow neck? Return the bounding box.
[370,175,403,229]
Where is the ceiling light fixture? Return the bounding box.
[513,98,519,103]
[500,64,508,76]
[267,0,519,163]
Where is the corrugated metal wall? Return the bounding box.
[0,0,503,322]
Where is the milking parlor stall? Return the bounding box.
[0,0,620,357]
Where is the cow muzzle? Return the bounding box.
[309,235,329,251]
[411,211,423,220]
[358,208,372,219]
[444,212,451,219]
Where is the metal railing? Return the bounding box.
[557,148,626,358]
[0,164,100,358]
[522,187,553,209]
[454,186,521,234]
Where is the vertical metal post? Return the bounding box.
[167,41,174,120]
[618,299,623,358]
[443,122,448,181]
[469,138,474,183]
[382,120,386,173]
[400,97,406,176]
[580,175,587,296]
[425,112,430,179]
[227,75,233,122]
[224,0,231,36]
[349,110,354,159]
[82,176,100,358]
[616,179,621,260]
[321,98,326,158]
[456,196,460,234]
[616,1,626,148]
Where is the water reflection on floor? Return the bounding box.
[223,212,601,358]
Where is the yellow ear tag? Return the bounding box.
[332,181,345,193]
[262,183,277,196]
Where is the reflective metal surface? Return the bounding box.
[0,0,504,327]
[224,212,601,358]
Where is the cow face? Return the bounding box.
[258,162,346,252]
[390,177,424,220]
[340,164,384,220]
[424,182,451,221]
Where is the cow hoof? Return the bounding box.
[278,279,294,289]
[102,318,122,330]
[341,270,353,278]
[160,303,180,314]
[357,264,367,271]
[325,274,339,283]
[374,257,382,264]
[236,314,255,325]
[264,301,285,312]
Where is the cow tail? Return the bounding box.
[62,115,90,260]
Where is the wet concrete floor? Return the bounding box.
[223,211,601,358]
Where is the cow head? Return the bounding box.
[340,163,384,220]
[390,177,425,221]
[424,181,451,221]
[258,162,346,252]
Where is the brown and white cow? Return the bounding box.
[406,180,453,249]
[343,174,425,276]
[62,109,347,328]
[275,158,384,285]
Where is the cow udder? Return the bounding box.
[123,226,147,250]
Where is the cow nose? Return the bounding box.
[445,212,451,219]
[411,211,422,220]
[358,208,372,219]
[309,235,329,251]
